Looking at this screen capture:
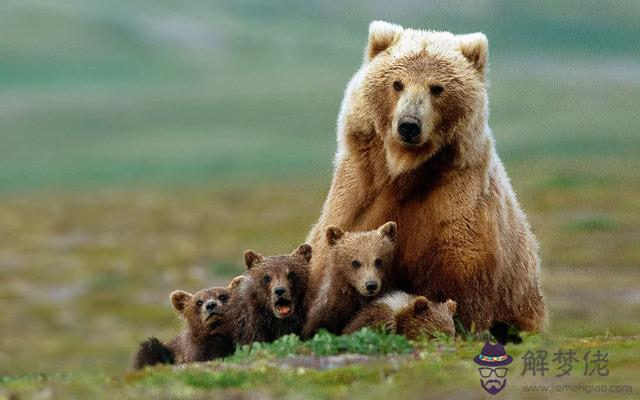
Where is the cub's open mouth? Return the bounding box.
[203,312,222,324]
[273,298,293,318]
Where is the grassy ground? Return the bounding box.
[2,332,638,399]
[1,1,639,399]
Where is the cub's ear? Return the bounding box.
[326,226,344,247]
[367,20,403,60]
[292,243,313,263]
[378,221,397,241]
[458,32,488,74]
[227,275,246,292]
[170,290,192,313]
[445,299,457,315]
[244,250,263,270]
[413,296,431,314]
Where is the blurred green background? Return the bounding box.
[1,0,639,376]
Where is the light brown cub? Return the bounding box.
[302,221,397,339]
[343,291,457,340]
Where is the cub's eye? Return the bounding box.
[218,294,229,303]
[287,272,296,280]
[263,275,271,285]
[393,80,404,91]
[374,258,383,268]
[351,260,361,269]
[430,85,444,95]
[196,300,203,307]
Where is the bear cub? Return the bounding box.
[302,221,397,338]
[220,244,312,345]
[134,286,234,369]
[343,291,457,340]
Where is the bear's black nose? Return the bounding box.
[365,281,379,294]
[274,287,286,297]
[398,118,421,143]
[205,301,217,311]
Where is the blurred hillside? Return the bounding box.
[1,0,639,189]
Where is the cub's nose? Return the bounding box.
[398,117,421,143]
[274,287,286,297]
[205,301,217,311]
[365,281,379,294]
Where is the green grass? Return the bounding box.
[2,333,638,399]
[230,329,413,361]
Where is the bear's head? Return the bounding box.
[325,221,397,297]
[242,244,312,320]
[397,296,457,339]
[170,287,231,337]
[354,21,489,176]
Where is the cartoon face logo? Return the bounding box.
[473,342,513,395]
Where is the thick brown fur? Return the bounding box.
[133,337,174,369]
[133,287,234,369]
[307,21,546,332]
[219,244,312,345]
[343,291,457,339]
[302,222,397,339]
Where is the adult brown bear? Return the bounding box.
[307,21,546,331]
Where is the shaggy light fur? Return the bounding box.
[343,291,457,340]
[307,21,546,331]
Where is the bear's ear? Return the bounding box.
[366,20,403,60]
[445,299,457,315]
[458,32,488,74]
[244,250,263,270]
[292,243,313,263]
[326,226,344,247]
[413,296,431,314]
[227,275,246,292]
[170,290,192,313]
[378,221,397,241]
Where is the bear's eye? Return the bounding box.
[218,294,229,303]
[351,260,361,268]
[196,300,203,307]
[430,85,444,95]
[263,275,271,285]
[393,80,404,91]
[287,271,296,280]
[374,258,383,268]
